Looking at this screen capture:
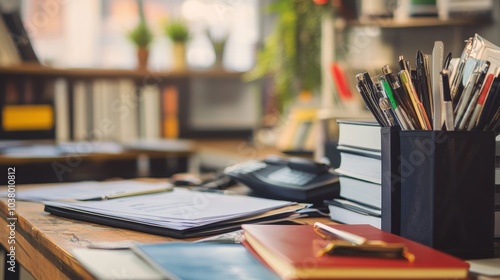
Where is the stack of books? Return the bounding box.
[327,119,382,228]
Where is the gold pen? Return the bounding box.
[399,70,432,130]
[77,187,174,201]
[102,187,173,200]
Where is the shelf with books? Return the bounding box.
[0,65,246,79]
[0,65,256,141]
[346,16,493,29]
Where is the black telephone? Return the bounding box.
[224,155,339,203]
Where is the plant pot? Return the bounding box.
[137,48,149,69]
[172,42,187,71]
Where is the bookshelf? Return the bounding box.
[0,64,252,141]
[345,17,493,29]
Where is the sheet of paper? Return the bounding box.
[44,188,295,230]
[467,258,500,276]
[0,180,172,201]
[72,248,167,280]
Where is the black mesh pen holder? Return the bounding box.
[399,130,495,259]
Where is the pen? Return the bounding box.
[379,97,396,127]
[467,72,494,130]
[454,59,483,127]
[313,222,366,245]
[416,50,433,122]
[382,65,418,128]
[477,77,500,130]
[455,60,489,130]
[187,186,233,194]
[356,74,387,126]
[441,69,454,131]
[443,52,452,70]
[87,187,173,201]
[379,76,414,130]
[399,70,432,130]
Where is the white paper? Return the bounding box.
[44,188,294,230]
[0,180,172,201]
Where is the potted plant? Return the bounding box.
[164,19,189,70]
[128,21,153,69]
[244,0,323,112]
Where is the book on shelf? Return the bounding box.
[337,119,381,152]
[162,86,179,139]
[54,78,69,142]
[241,224,469,279]
[338,175,381,209]
[334,145,382,184]
[0,78,56,140]
[139,84,161,140]
[133,242,280,280]
[325,198,382,229]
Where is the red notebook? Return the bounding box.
[242,224,469,279]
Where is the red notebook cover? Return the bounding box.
[242,224,469,279]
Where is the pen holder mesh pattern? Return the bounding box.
[381,126,402,235]
[399,130,495,259]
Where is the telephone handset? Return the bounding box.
[223,155,339,203]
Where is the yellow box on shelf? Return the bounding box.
[2,105,54,131]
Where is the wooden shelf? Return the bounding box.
[347,16,493,29]
[0,64,245,79]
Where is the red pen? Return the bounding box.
[467,73,494,130]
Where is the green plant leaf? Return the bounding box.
[128,22,153,48]
[164,20,190,43]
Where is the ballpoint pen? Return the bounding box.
[416,50,433,121]
[398,55,410,73]
[476,76,500,130]
[84,187,173,201]
[443,52,452,70]
[382,65,418,128]
[455,60,489,130]
[454,59,481,124]
[356,73,387,126]
[313,222,367,245]
[440,69,454,131]
[379,97,396,127]
[379,75,414,130]
[467,72,494,130]
[399,70,432,130]
[356,83,385,126]
[458,67,491,130]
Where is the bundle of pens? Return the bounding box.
[355,33,500,134]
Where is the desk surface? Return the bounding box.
[0,183,329,280]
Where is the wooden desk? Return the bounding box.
[0,183,329,280]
